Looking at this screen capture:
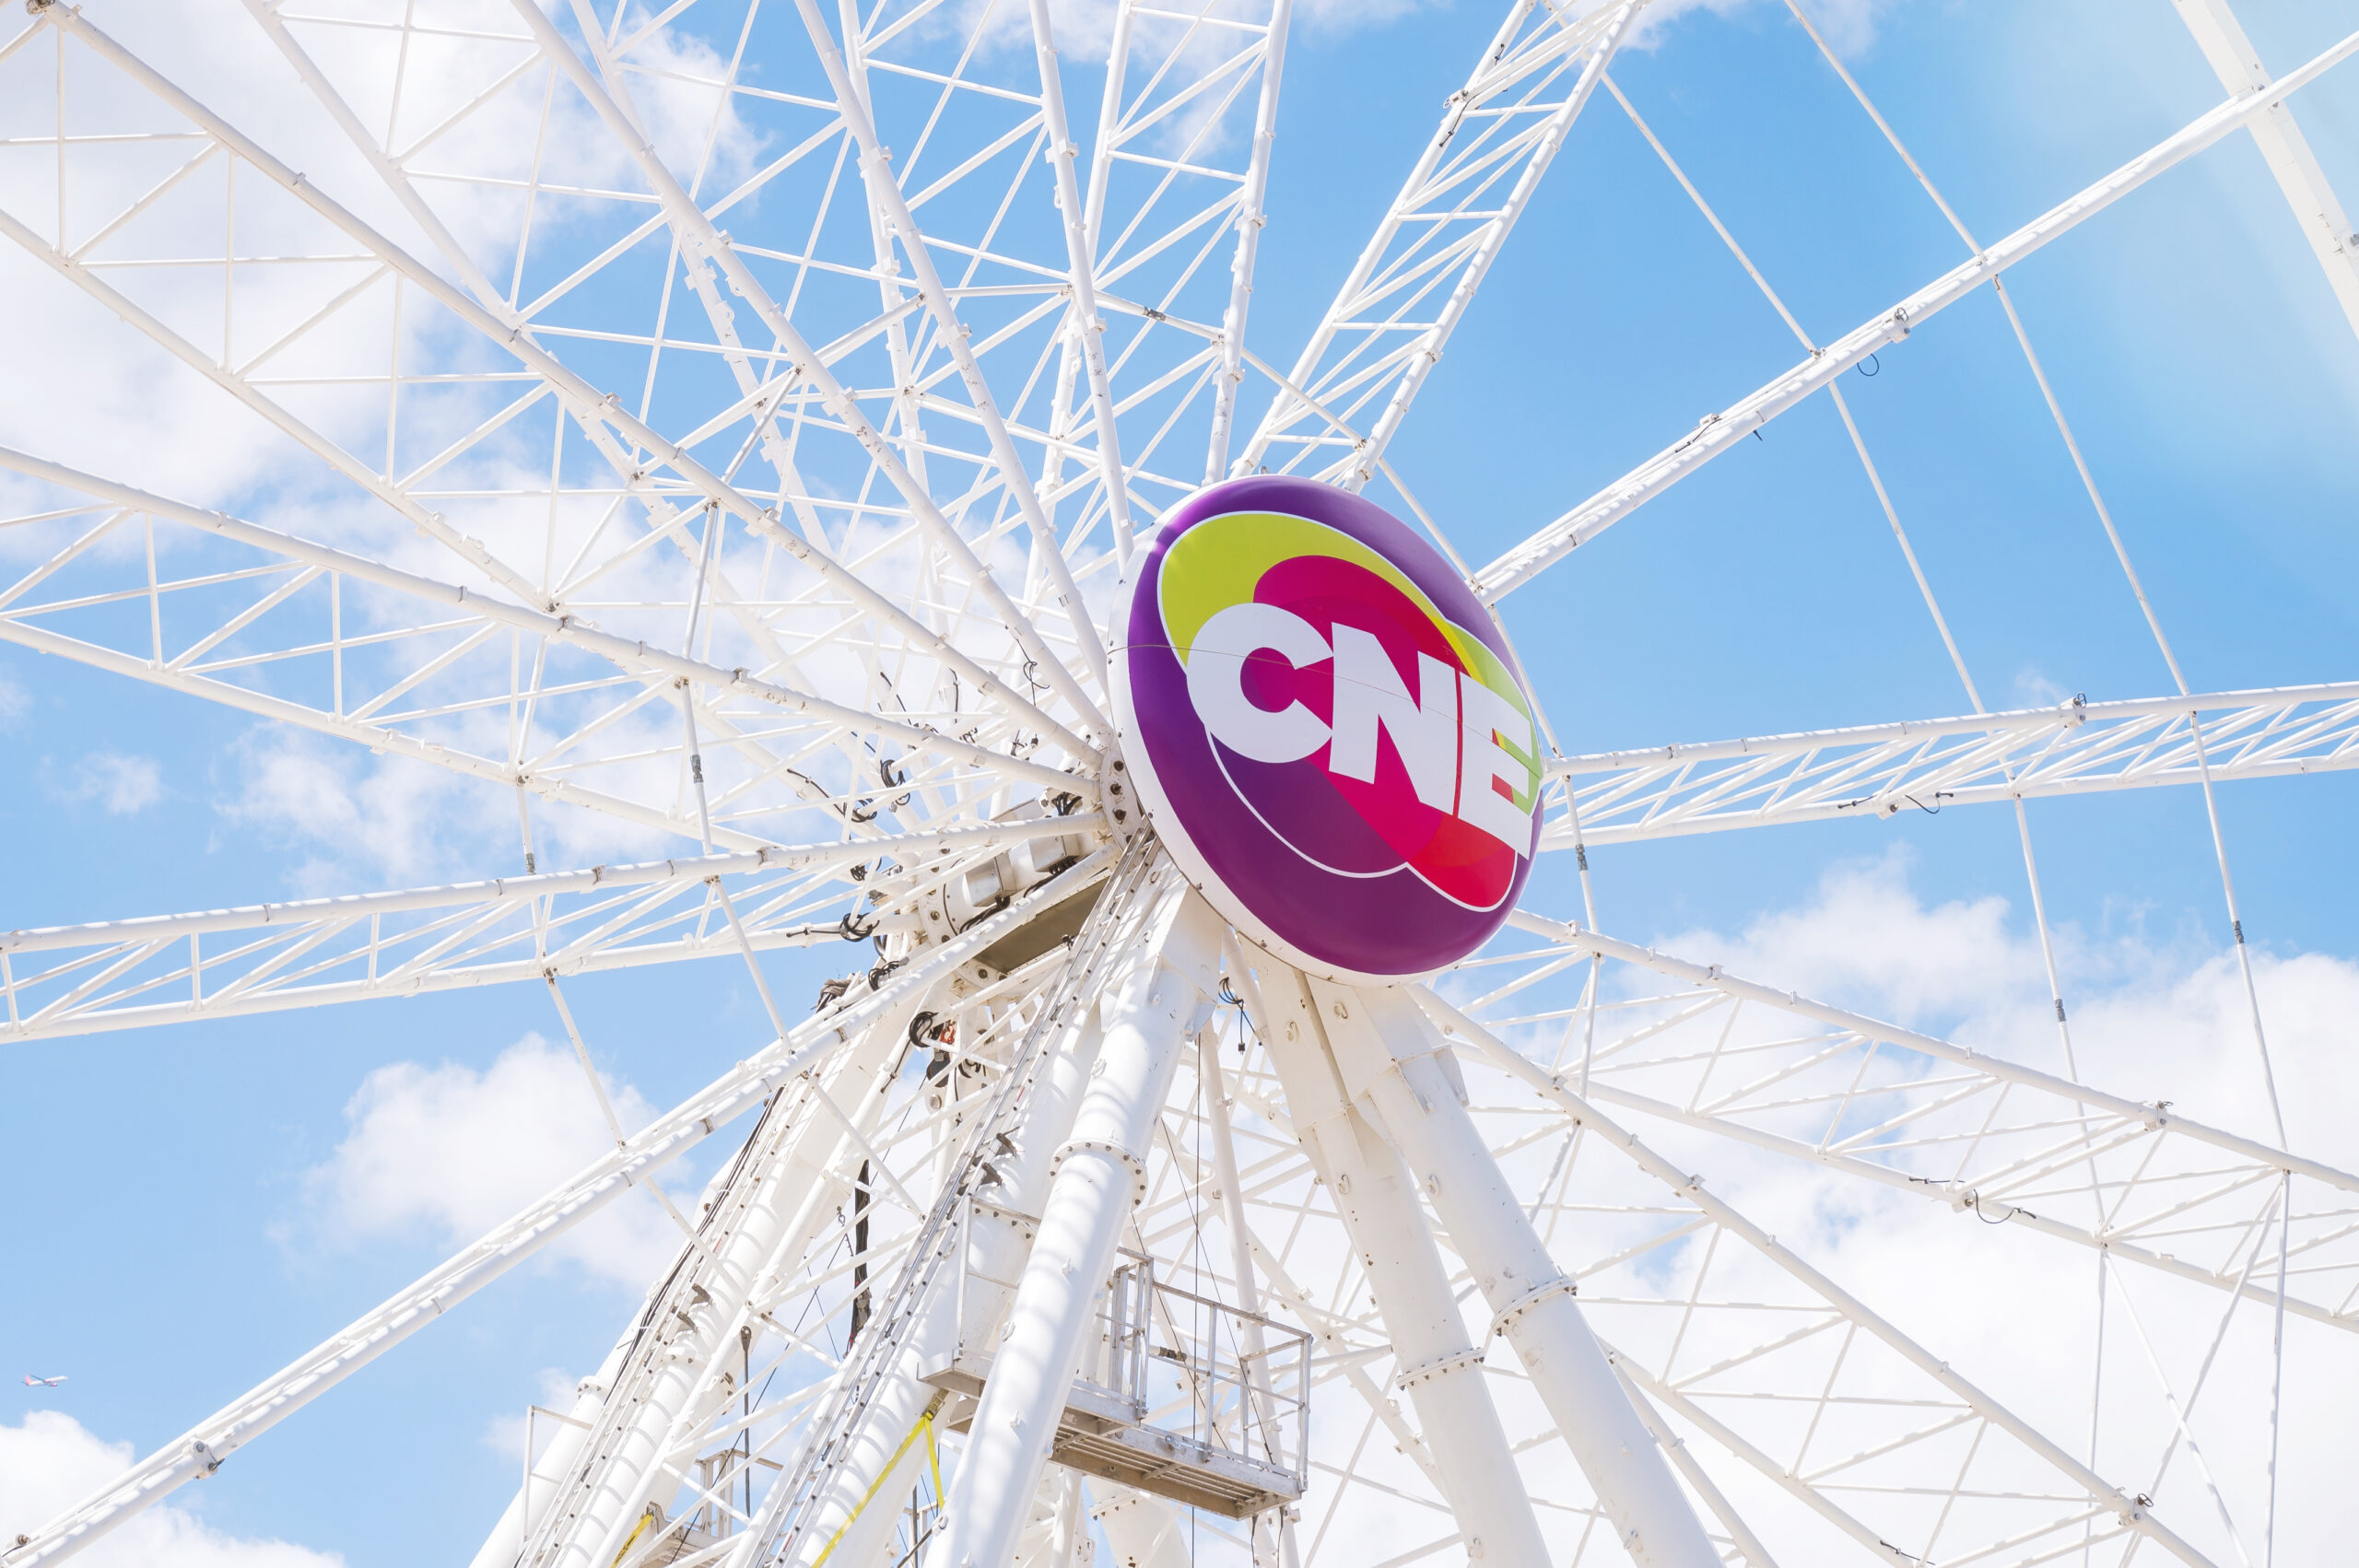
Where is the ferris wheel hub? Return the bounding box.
[1112,476,1546,986]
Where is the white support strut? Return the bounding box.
[1543,683,2359,847]
[1251,965,1553,1567]
[934,879,1223,1568]
[31,5,1095,766]
[0,851,1114,1568]
[1502,910,2359,1200]
[1414,988,2225,1568]
[2169,0,2359,340]
[526,1000,922,1568]
[1240,0,1636,486]
[1325,981,1719,1568]
[785,1010,1113,1568]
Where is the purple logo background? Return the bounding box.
[1114,475,1542,981]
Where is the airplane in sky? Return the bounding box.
[21,1375,65,1387]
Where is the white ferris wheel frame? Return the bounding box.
[0,1,2355,1566]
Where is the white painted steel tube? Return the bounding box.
[0,853,1110,1568]
[1334,983,1718,1568]
[936,885,1220,1568]
[466,1336,635,1568]
[1257,970,1549,1565]
[1416,989,2223,1568]
[792,1014,1110,1568]
[544,1012,912,1568]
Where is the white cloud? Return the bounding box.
[302,1034,692,1292]
[219,729,506,891]
[0,1411,341,1568]
[51,751,165,814]
[0,669,28,727]
[2012,664,2073,707]
[1648,845,2343,1147]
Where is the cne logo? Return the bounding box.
[1117,477,1543,983]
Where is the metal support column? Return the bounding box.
[1255,968,1550,1565]
[1321,981,1719,1568]
[531,1003,920,1568]
[793,1012,1110,1568]
[936,878,1224,1568]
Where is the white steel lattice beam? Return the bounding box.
[0,818,1101,1042]
[2170,0,2359,341]
[14,6,1094,765]
[1542,683,2359,847]
[1449,914,2359,1331]
[0,848,1117,1568]
[1240,0,1639,489]
[1474,23,2359,602]
[506,0,1116,744]
[1421,988,2226,1568]
[0,449,1097,805]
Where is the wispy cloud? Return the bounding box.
[47,752,163,815]
[1634,0,1894,57]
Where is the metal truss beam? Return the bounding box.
[1474,23,2359,601]
[1500,910,2359,1199]
[0,449,1096,803]
[1543,682,2359,847]
[742,840,1165,1567]
[507,0,1111,742]
[1421,988,2224,1568]
[0,818,1100,1043]
[1240,0,1639,489]
[1462,913,2359,1332]
[2171,0,2359,340]
[21,5,1093,765]
[0,848,1116,1568]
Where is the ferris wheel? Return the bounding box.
[4,1,2357,1566]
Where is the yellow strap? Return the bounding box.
[809,1394,948,1568]
[609,1507,657,1568]
[925,1412,944,1510]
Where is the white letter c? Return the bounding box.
[1184,602,1332,764]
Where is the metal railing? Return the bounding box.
[942,1196,1310,1491]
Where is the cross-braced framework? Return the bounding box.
[2,2,2355,1566]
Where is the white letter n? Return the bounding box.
[1329,623,1458,811]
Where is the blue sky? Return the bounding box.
[4,0,2357,1562]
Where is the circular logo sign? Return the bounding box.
[1113,475,1542,983]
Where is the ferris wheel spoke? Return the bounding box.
[0,846,1116,1568]
[0,454,1097,864]
[747,0,1109,700]
[1426,998,2227,1568]
[226,0,888,694]
[1543,682,2359,848]
[508,0,1118,748]
[533,0,1122,726]
[8,7,1099,765]
[1436,920,2359,1334]
[1473,22,2359,603]
[0,813,1104,1043]
[1053,0,1289,513]
[1239,0,1641,492]
[231,0,530,311]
